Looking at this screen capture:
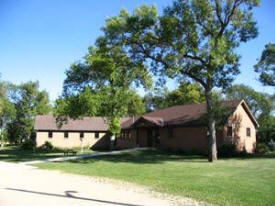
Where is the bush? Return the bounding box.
[256,140,275,154]
[256,142,270,154]
[20,139,36,150]
[218,143,236,157]
[37,141,54,152]
[0,130,8,144]
[267,139,275,151]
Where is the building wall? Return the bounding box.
[159,127,209,153]
[226,104,257,153]
[36,131,108,149]
[117,104,257,153]
[116,129,137,149]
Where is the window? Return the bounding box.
[246,128,251,137]
[168,128,174,138]
[227,126,232,137]
[64,132,69,138]
[95,132,99,139]
[48,132,52,138]
[80,132,84,138]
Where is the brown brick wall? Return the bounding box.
[116,103,257,153]
[159,127,208,153]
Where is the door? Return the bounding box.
[147,128,160,147]
[147,129,153,147]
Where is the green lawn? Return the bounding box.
[36,150,275,206]
[0,146,94,162]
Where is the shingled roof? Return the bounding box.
[121,99,248,129]
[35,100,257,132]
[34,115,108,131]
[34,115,132,131]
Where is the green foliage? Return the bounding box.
[5,81,51,144]
[108,117,121,135]
[254,43,275,87]
[0,130,8,143]
[267,139,275,151]
[99,0,258,90]
[256,142,270,154]
[0,81,16,121]
[166,82,205,105]
[97,0,259,161]
[38,141,54,151]
[55,43,150,134]
[218,143,238,157]
[226,84,273,116]
[218,143,249,158]
[6,121,24,144]
[20,139,36,150]
[144,82,205,111]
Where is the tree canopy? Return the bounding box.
[144,82,205,112]
[254,43,275,87]
[6,81,51,144]
[0,81,16,130]
[55,46,150,134]
[96,0,259,161]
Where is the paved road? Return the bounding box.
[0,161,184,206]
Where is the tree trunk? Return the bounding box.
[205,88,218,162]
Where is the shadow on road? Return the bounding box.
[6,188,144,206]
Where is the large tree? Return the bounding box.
[55,46,151,135]
[6,81,51,144]
[97,0,259,161]
[254,43,275,87]
[0,81,16,129]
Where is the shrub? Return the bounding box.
[20,139,36,150]
[256,142,270,154]
[267,139,275,151]
[38,141,54,151]
[218,143,238,157]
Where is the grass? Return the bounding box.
[36,149,275,206]
[0,145,95,162]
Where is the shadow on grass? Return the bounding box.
[62,149,275,165]
[0,146,64,162]
[66,149,209,165]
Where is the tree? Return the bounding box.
[98,0,259,161]
[254,43,275,87]
[226,84,273,116]
[226,84,275,142]
[144,82,205,111]
[6,81,51,144]
[0,81,16,130]
[55,46,150,135]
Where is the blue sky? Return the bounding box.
[0,0,274,102]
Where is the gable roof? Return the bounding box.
[237,100,259,127]
[122,99,258,129]
[35,99,258,132]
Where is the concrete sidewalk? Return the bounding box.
[21,147,150,165]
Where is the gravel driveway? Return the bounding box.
[0,161,207,206]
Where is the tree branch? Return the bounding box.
[214,0,224,26]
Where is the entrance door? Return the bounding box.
[147,129,153,147]
[147,128,160,147]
